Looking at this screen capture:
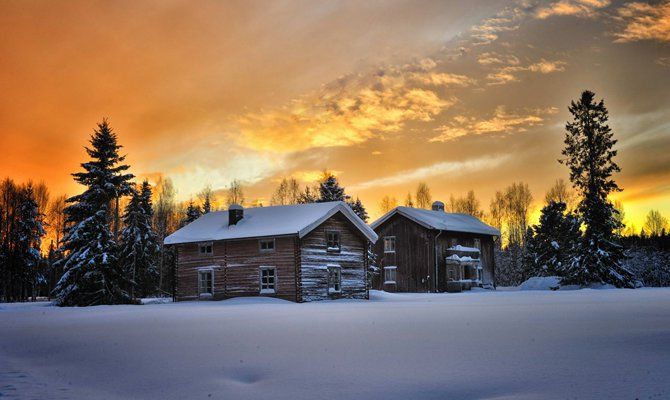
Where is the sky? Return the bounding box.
[1,0,669,228]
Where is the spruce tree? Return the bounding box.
[524,201,580,278]
[53,120,135,306]
[183,200,202,226]
[202,195,212,214]
[16,184,46,299]
[560,91,634,287]
[318,172,346,202]
[120,181,159,299]
[348,197,369,222]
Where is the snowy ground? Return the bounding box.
[2,289,670,400]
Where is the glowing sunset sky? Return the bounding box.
[1,0,669,227]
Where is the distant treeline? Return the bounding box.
[2,90,670,304]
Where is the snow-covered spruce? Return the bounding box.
[119,180,160,299]
[317,172,346,203]
[16,184,46,295]
[524,201,580,278]
[559,90,634,288]
[53,120,134,306]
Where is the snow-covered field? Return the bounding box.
[2,289,670,400]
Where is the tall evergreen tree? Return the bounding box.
[183,200,202,226]
[53,120,135,306]
[348,197,369,222]
[16,184,46,299]
[120,181,159,299]
[524,201,580,278]
[202,195,212,214]
[318,172,346,202]
[560,90,634,287]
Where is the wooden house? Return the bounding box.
[370,201,500,293]
[164,201,378,302]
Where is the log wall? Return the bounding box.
[299,212,369,301]
[174,211,369,302]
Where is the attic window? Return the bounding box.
[259,238,275,252]
[384,236,396,253]
[474,238,481,250]
[199,242,213,255]
[326,231,340,252]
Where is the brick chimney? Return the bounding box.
[228,204,244,226]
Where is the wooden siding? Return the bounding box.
[299,211,368,301]
[372,213,434,292]
[175,241,226,301]
[174,211,369,302]
[372,213,497,292]
[176,236,298,302]
[434,232,495,290]
[224,236,298,301]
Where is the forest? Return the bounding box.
[1,90,669,304]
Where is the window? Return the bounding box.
[328,265,341,293]
[474,238,481,250]
[447,269,455,281]
[260,267,276,294]
[199,242,213,255]
[326,231,340,252]
[450,238,458,248]
[384,266,397,284]
[383,236,396,253]
[259,238,275,252]
[198,269,213,296]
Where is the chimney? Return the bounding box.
[228,204,244,226]
[432,201,445,212]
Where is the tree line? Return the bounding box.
[2,90,669,303]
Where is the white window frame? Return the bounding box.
[384,266,397,285]
[383,236,396,253]
[198,242,213,256]
[197,267,214,298]
[259,266,277,294]
[327,264,342,294]
[259,238,275,253]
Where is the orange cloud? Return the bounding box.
[614,2,670,43]
[535,0,610,19]
[430,106,558,142]
[234,64,456,153]
[486,59,567,85]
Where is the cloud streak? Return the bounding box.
[349,154,511,191]
[486,59,567,85]
[535,0,610,19]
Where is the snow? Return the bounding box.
[519,276,562,291]
[164,201,377,245]
[371,206,500,236]
[446,254,476,262]
[2,289,670,399]
[447,244,481,253]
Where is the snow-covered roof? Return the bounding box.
[370,206,500,236]
[164,201,378,245]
